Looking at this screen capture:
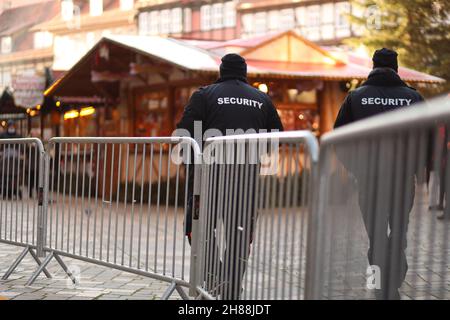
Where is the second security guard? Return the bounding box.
[334,48,424,300]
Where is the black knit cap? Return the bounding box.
[372,48,398,72]
[219,53,247,80]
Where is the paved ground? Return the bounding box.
[0,242,183,300]
[1,182,449,300]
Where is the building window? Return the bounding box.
[149,11,160,35]
[268,10,279,31]
[1,37,12,54]
[336,1,351,38]
[184,8,192,33]
[120,0,133,11]
[61,0,74,21]
[224,1,236,28]
[90,0,103,17]
[279,8,295,30]
[306,5,321,41]
[160,9,170,34]
[34,31,53,49]
[241,13,253,36]
[171,8,183,34]
[321,3,335,40]
[200,5,212,31]
[211,3,223,29]
[295,6,307,34]
[138,11,149,35]
[1,71,11,88]
[254,12,267,35]
[351,2,365,36]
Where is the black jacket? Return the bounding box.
[177,78,283,142]
[334,68,424,128]
[177,77,283,239]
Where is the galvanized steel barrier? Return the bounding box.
[3,98,449,301]
[191,131,319,300]
[0,138,53,281]
[305,96,450,300]
[0,136,201,299]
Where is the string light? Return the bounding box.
[258,83,269,93]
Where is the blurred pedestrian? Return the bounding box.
[0,120,23,199]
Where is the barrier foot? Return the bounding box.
[175,285,190,300]
[2,246,29,280]
[54,253,77,284]
[1,246,51,281]
[28,249,52,279]
[26,252,54,286]
[161,282,177,300]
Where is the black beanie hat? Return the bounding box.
[372,48,398,72]
[220,53,247,80]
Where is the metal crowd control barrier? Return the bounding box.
[192,131,319,300]
[0,138,52,281]
[15,137,201,299]
[305,96,450,300]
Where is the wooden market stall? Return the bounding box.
[40,30,444,190]
[0,88,29,136]
[43,30,444,140]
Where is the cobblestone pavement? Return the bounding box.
[0,243,183,300]
[1,184,449,300]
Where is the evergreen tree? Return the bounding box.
[347,0,450,95]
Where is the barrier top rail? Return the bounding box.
[321,95,450,146]
[204,130,320,162]
[0,138,44,152]
[49,136,202,161]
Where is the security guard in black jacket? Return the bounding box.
[177,53,283,139]
[334,48,424,300]
[177,53,283,299]
[335,48,424,127]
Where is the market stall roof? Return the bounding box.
[45,30,444,98]
[0,88,27,120]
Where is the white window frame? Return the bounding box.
[34,31,53,49]
[306,5,321,41]
[120,0,134,11]
[89,0,103,17]
[268,10,280,31]
[61,0,74,21]
[2,71,11,88]
[160,9,170,34]
[241,13,254,36]
[200,5,212,31]
[149,11,160,35]
[224,1,236,28]
[351,2,365,36]
[279,8,295,30]
[336,1,351,37]
[211,3,223,29]
[321,3,335,40]
[184,8,192,33]
[1,37,12,54]
[171,8,183,34]
[254,11,267,35]
[295,6,306,26]
[138,11,149,35]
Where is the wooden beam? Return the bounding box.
[131,63,174,75]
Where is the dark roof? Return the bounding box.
[0,88,26,115]
[0,0,59,36]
